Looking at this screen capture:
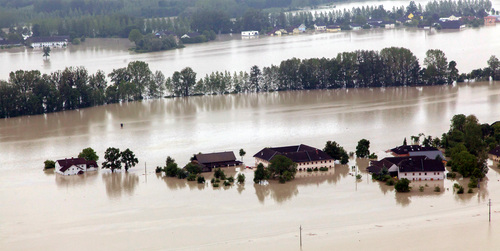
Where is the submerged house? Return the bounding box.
[55,157,98,175]
[389,145,445,161]
[192,151,242,172]
[253,144,334,170]
[368,156,445,181]
[29,36,70,48]
[488,146,500,162]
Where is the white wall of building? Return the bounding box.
[398,171,445,181]
[255,157,334,170]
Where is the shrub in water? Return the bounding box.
[237,173,245,184]
[227,176,235,183]
[187,173,197,181]
[155,166,163,173]
[197,176,205,184]
[356,174,362,180]
[419,186,424,192]
[313,167,319,172]
[213,183,219,187]
[319,167,329,171]
[210,178,215,184]
[279,176,286,183]
[434,186,441,192]
[215,178,220,183]
[386,178,395,186]
[457,186,464,194]
[468,188,473,193]
[307,168,313,172]
[223,180,231,186]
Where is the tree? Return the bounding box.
[237,173,245,184]
[253,163,268,183]
[184,162,202,174]
[487,55,500,80]
[120,148,138,172]
[78,147,99,161]
[239,148,246,161]
[424,49,448,85]
[355,139,370,158]
[44,160,55,170]
[102,147,121,172]
[323,140,349,164]
[403,137,407,146]
[165,162,179,177]
[43,46,51,59]
[268,155,297,182]
[395,178,411,192]
[128,29,143,44]
[451,150,477,177]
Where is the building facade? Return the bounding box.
[253,144,334,170]
[55,158,98,175]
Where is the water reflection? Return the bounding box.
[255,165,350,204]
[395,180,445,207]
[102,171,139,198]
[55,171,98,187]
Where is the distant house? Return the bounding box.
[350,24,362,30]
[155,30,177,38]
[368,156,445,181]
[241,31,259,36]
[29,36,70,48]
[193,151,242,172]
[181,32,201,39]
[488,146,500,162]
[298,24,307,32]
[484,16,498,25]
[439,20,465,29]
[389,145,445,161]
[55,157,98,176]
[326,25,341,32]
[0,39,21,47]
[381,21,395,28]
[368,156,427,177]
[253,144,334,170]
[314,23,326,31]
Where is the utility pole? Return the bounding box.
[489,199,491,222]
[145,162,147,183]
[299,225,302,248]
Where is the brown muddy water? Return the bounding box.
[2,82,500,250]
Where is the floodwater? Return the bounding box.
[2,81,500,250]
[1,21,500,80]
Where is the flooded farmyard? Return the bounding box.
[2,82,500,250]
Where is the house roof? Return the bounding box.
[390,145,440,155]
[29,36,70,43]
[489,146,500,157]
[398,158,445,173]
[439,20,464,29]
[195,151,237,164]
[367,156,426,174]
[253,144,332,163]
[56,158,97,172]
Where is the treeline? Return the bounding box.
[1,48,499,118]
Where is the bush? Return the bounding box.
[313,167,319,172]
[434,186,441,192]
[223,180,231,186]
[279,176,286,183]
[394,178,411,192]
[237,173,245,184]
[227,176,234,183]
[419,185,424,192]
[307,168,313,172]
[368,153,378,159]
[215,178,220,183]
[468,188,473,193]
[319,167,328,171]
[44,160,55,170]
[213,183,219,187]
[468,177,478,188]
[165,163,179,177]
[197,176,205,184]
[457,186,464,194]
[176,169,188,179]
[185,163,202,174]
[385,178,395,186]
[187,173,197,181]
[214,168,223,178]
[446,172,457,178]
[210,178,215,184]
[356,174,362,180]
[72,38,81,45]
[453,183,461,189]
[155,166,163,173]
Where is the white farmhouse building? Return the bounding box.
[29,36,70,48]
[253,144,334,170]
[241,31,259,36]
[368,156,445,181]
[55,157,98,176]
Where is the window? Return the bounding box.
[425,173,427,175]
[419,173,421,176]
[405,173,407,176]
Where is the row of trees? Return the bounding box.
[1,49,499,118]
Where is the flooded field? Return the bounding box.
[2,82,500,250]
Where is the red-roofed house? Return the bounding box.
[55,157,98,175]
